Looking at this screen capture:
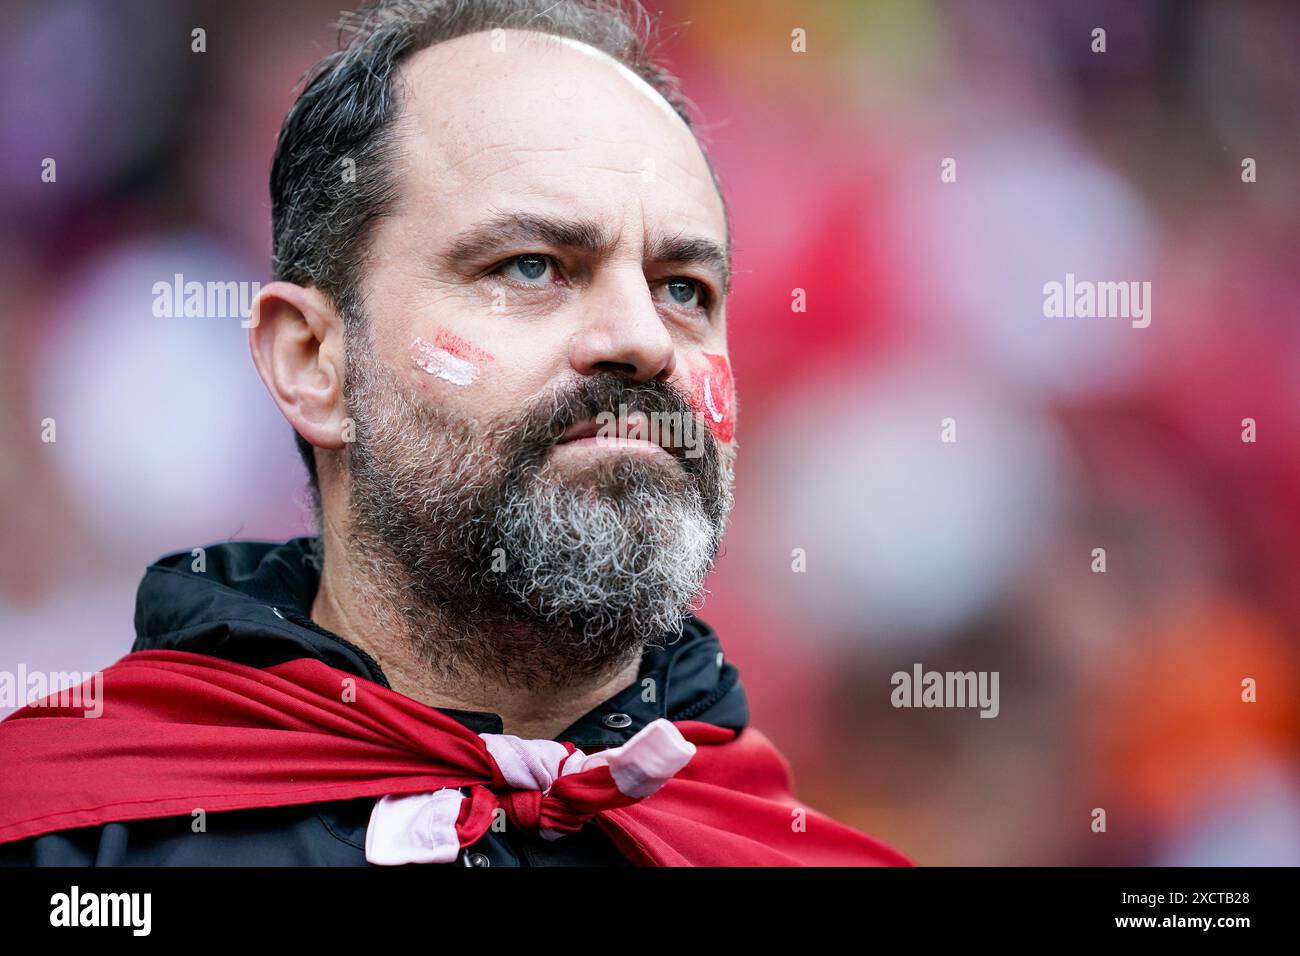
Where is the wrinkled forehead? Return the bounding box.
[386,29,726,239]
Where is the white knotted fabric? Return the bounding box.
[365,716,696,865]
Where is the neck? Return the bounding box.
[308,515,643,741]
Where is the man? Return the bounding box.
[0,0,909,867]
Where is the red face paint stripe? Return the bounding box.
[433,329,495,364]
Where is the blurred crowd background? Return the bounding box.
[1,0,1297,864]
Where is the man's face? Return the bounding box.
[340,30,736,684]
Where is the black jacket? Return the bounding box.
[0,536,749,866]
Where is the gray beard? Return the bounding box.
[340,337,735,693]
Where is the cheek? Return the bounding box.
[687,353,734,443]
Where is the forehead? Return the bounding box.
[387,29,727,243]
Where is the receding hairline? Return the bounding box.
[382,27,728,240]
[392,27,699,139]
[480,29,687,122]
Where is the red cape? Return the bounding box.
[0,650,911,866]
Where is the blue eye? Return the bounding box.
[502,254,552,282]
[658,278,703,308]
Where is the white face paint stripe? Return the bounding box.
[703,377,725,423]
[412,336,479,386]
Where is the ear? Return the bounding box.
[247,282,347,454]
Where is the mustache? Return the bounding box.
[500,372,713,466]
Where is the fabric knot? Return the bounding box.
[499,788,544,833]
[365,717,695,865]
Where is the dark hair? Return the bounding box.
[270,0,717,523]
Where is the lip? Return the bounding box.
[557,419,604,443]
[554,417,676,458]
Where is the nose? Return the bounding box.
[567,266,676,383]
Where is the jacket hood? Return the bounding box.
[132,536,748,748]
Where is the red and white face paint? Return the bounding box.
[687,352,734,443]
[410,331,495,387]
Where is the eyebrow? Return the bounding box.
[438,211,732,295]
